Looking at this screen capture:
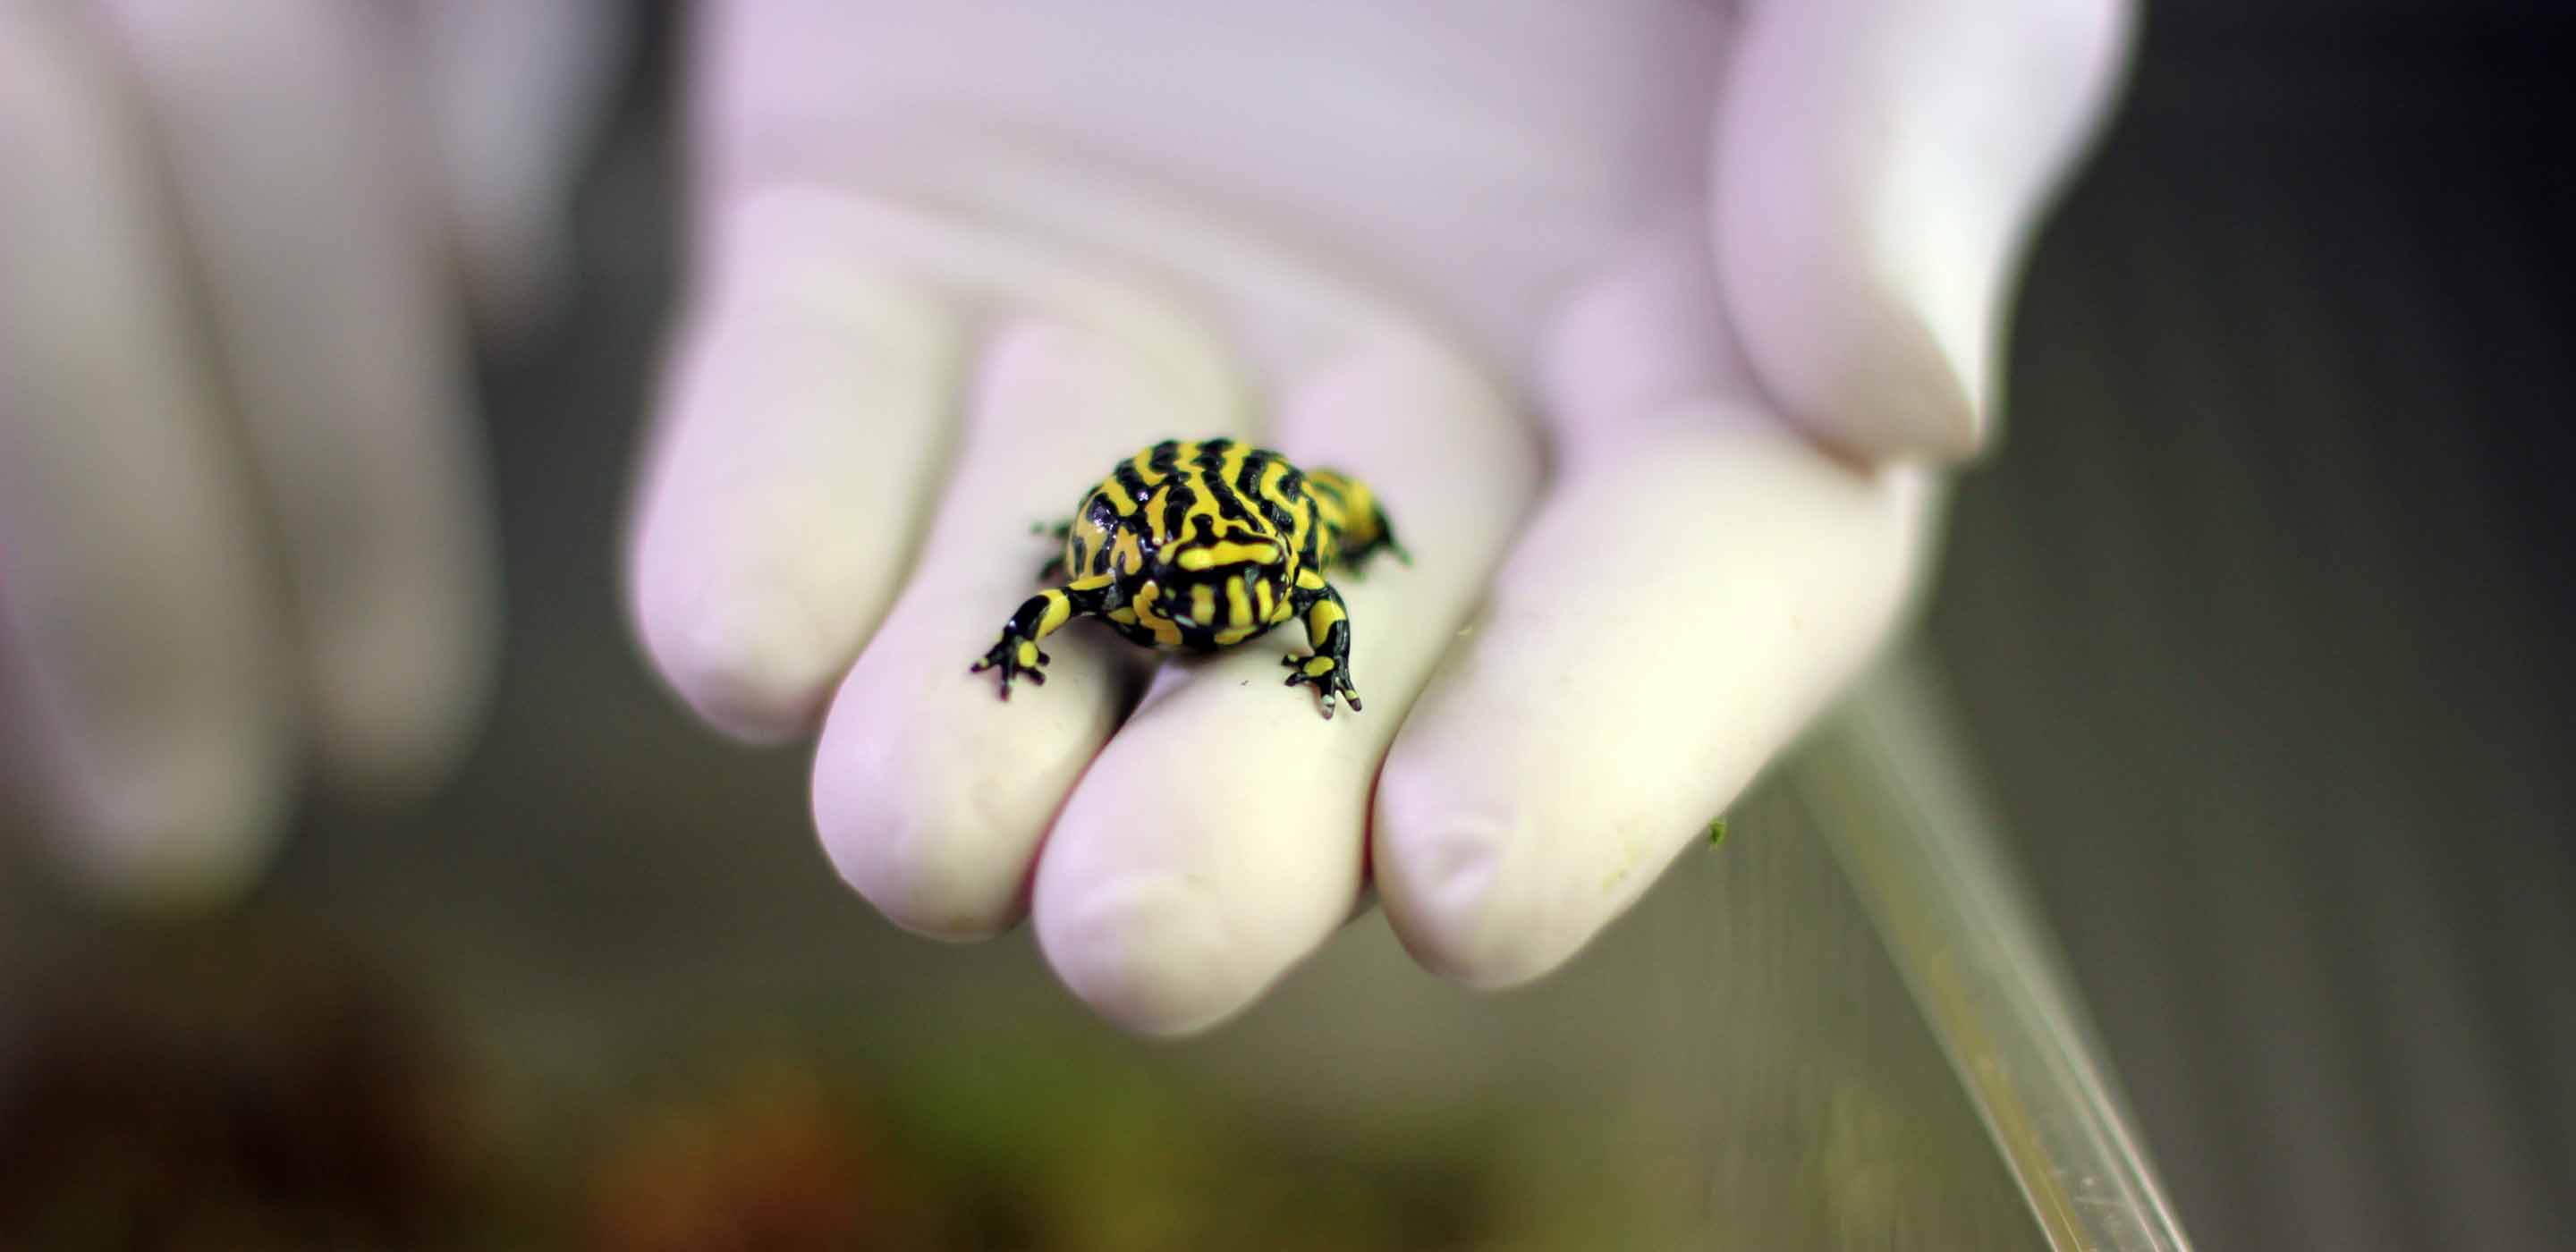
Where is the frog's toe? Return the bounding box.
[1281,655,1360,719]
[970,635,1051,699]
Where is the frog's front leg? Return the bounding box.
[1280,577,1362,718]
[972,573,1114,699]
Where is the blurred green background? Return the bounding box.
[5,2,2572,1248]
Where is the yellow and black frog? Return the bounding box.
[971,438,1405,719]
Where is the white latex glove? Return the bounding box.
[630,0,2134,1034]
[0,0,623,904]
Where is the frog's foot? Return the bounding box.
[971,633,1052,700]
[1281,652,1362,719]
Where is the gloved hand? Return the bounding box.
[629,0,2134,1034]
[0,0,623,904]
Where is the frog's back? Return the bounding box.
[1063,438,1326,582]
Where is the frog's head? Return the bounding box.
[1131,519,1291,644]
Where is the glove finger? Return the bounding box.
[627,188,968,743]
[394,0,631,335]
[1032,339,1538,1036]
[0,5,292,903]
[1715,0,2137,460]
[103,0,499,794]
[1375,402,1934,987]
[811,316,1233,940]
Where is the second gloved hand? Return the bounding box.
[0,0,624,904]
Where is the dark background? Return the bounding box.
[1936,1,2576,1246]
[6,3,2573,1248]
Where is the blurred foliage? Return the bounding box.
[0,928,1640,1250]
[0,927,479,1248]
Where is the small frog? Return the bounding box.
[972,438,1405,719]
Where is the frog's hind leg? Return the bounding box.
[1035,519,1075,582]
[1335,505,1411,573]
[1308,470,1410,573]
[973,573,1116,699]
[1280,578,1362,719]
